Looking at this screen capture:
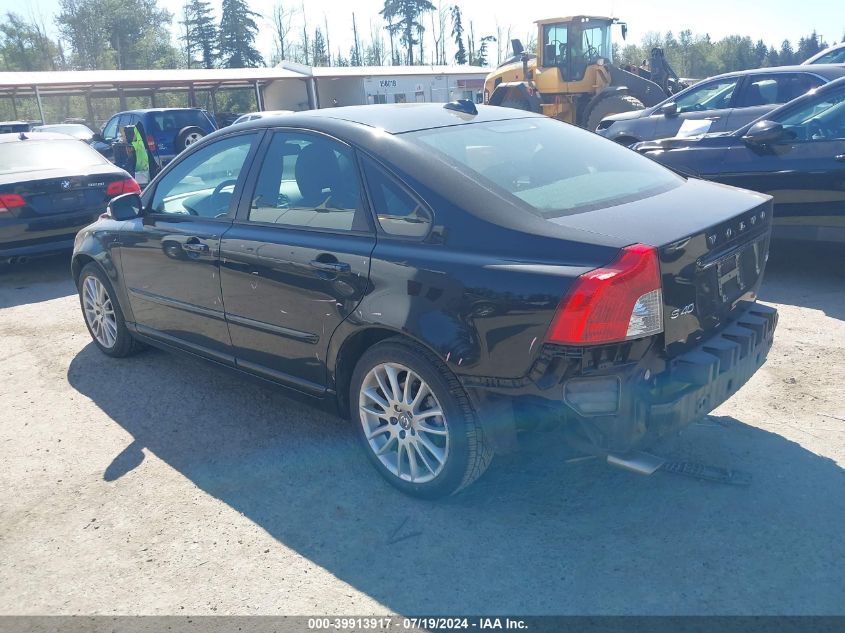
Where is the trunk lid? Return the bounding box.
[546,178,773,355]
[0,168,126,217]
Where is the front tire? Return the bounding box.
[78,263,142,358]
[350,339,493,498]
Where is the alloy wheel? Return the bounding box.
[82,276,117,349]
[358,362,450,484]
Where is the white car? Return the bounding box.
[803,42,845,65]
[232,110,295,125]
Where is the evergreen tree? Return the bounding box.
[181,0,217,68]
[475,34,495,66]
[312,27,328,66]
[778,39,795,65]
[450,5,466,64]
[218,0,263,68]
[380,0,435,65]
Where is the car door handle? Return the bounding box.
[309,259,350,273]
[182,241,209,254]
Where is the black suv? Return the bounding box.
[72,103,777,497]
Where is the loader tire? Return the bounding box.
[586,94,645,131]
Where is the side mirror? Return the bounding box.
[659,102,678,116]
[621,23,628,41]
[92,133,104,142]
[742,120,792,146]
[107,193,143,221]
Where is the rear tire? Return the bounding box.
[176,126,206,152]
[78,263,143,358]
[350,338,493,498]
[586,94,645,131]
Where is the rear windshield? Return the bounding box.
[0,140,107,175]
[405,117,682,217]
[148,110,212,134]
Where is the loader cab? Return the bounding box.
[539,16,614,82]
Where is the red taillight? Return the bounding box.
[106,178,141,196]
[0,193,25,211]
[146,135,156,151]
[546,243,664,345]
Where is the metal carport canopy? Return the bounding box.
[0,67,313,120]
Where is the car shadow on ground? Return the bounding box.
[0,253,75,309]
[761,240,845,321]
[68,343,845,615]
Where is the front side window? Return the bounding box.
[151,133,257,217]
[361,157,432,238]
[542,23,568,68]
[778,88,845,141]
[247,131,368,232]
[406,117,682,218]
[674,78,739,113]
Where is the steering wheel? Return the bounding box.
[213,179,238,198]
[585,44,599,60]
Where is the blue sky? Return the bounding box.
[3,0,843,65]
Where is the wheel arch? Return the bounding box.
[330,325,445,419]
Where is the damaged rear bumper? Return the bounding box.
[461,302,778,454]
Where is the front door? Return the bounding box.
[719,87,845,241]
[119,131,262,363]
[219,130,375,393]
[653,76,740,138]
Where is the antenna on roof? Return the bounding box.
[443,99,478,115]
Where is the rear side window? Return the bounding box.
[361,157,432,238]
[406,117,681,218]
[149,110,212,134]
[246,131,368,232]
[737,74,824,107]
[0,140,107,175]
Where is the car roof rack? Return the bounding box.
[443,99,478,115]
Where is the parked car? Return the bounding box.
[0,132,138,263]
[72,103,777,497]
[32,123,96,141]
[633,76,845,243]
[232,110,295,125]
[596,65,845,144]
[0,120,35,134]
[802,42,845,65]
[97,108,217,170]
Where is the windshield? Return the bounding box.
[0,140,107,175]
[405,117,682,218]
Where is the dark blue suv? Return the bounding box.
[97,108,216,171]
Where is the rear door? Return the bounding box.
[119,131,262,362]
[219,129,375,393]
[725,72,825,131]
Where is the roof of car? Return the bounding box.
[711,64,845,80]
[243,103,541,134]
[0,131,79,143]
[119,108,207,115]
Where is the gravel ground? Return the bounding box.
[1,242,844,616]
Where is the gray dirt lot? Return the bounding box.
[1,242,844,616]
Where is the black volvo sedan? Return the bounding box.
[72,102,778,497]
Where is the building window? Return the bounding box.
[394,93,407,104]
[372,94,386,104]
